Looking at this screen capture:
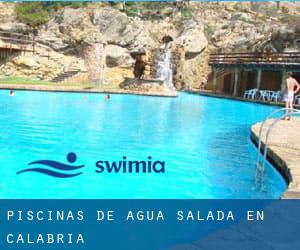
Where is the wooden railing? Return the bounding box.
[0,30,35,52]
[209,52,300,65]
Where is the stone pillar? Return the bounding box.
[80,43,106,85]
[233,67,239,96]
[256,68,262,89]
[212,67,217,93]
[280,68,286,91]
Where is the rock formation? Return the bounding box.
[0,2,299,90]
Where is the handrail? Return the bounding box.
[0,36,33,44]
[210,52,300,56]
[209,52,300,65]
[0,30,35,52]
[256,108,300,171]
[0,30,32,38]
[210,55,300,58]
[261,110,300,170]
[210,58,300,61]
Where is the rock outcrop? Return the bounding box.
[0,2,299,89]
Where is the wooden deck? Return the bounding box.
[0,30,35,59]
[209,52,300,70]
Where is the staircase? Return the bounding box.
[51,70,82,83]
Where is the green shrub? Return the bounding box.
[15,3,50,27]
[124,8,140,18]
[204,24,215,40]
[233,3,243,12]
[279,14,300,25]
[180,8,193,19]
[123,2,176,20]
[15,2,88,27]
[281,6,289,14]
[221,24,229,30]
[40,2,87,11]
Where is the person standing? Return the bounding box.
[284,72,300,120]
[200,76,207,90]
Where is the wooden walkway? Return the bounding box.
[209,52,300,70]
[0,30,35,59]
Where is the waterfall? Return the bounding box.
[157,46,175,91]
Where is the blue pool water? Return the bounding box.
[0,90,286,198]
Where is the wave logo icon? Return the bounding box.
[16,152,85,178]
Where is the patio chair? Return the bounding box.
[259,90,270,101]
[243,88,258,99]
[249,88,258,99]
[270,91,282,103]
[243,89,251,99]
[295,95,300,105]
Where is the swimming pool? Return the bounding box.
[0,90,286,198]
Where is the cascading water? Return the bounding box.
[157,45,175,91]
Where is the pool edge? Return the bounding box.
[250,122,300,199]
[0,84,178,98]
[184,90,285,107]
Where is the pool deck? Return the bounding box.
[186,90,286,107]
[251,118,300,199]
[0,84,178,97]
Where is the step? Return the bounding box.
[51,70,82,83]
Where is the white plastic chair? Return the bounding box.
[295,95,300,105]
[270,91,281,103]
[243,90,251,99]
[249,88,258,99]
[259,90,269,101]
[243,88,258,99]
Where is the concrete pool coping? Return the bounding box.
[0,85,291,103]
[186,90,286,107]
[251,119,300,199]
[0,84,178,97]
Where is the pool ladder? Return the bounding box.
[255,108,300,184]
